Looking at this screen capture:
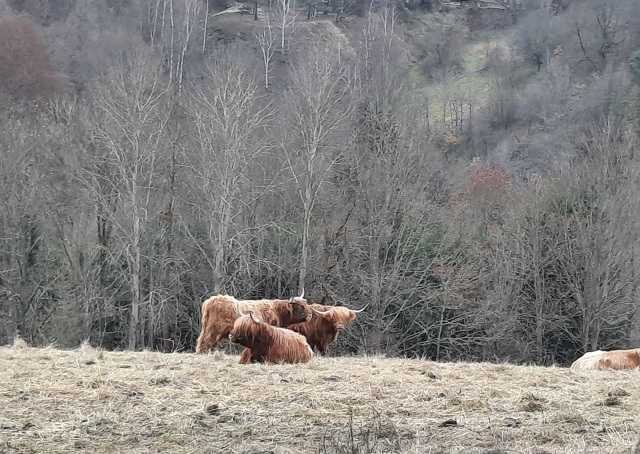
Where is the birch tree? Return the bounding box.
[284,52,352,293]
[272,0,297,53]
[87,55,171,350]
[185,50,271,293]
[256,18,276,89]
[143,0,201,93]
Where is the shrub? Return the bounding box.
[0,16,63,101]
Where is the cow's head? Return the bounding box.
[287,288,312,323]
[312,302,368,331]
[229,312,265,347]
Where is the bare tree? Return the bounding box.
[87,54,171,350]
[553,125,640,353]
[347,90,441,353]
[283,52,353,293]
[272,0,297,53]
[569,0,630,71]
[175,0,200,94]
[487,125,640,362]
[516,10,557,71]
[0,112,57,342]
[202,0,209,53]
[185,49,272,294]
[256,18,276,89]
[143,0,201,93]
[489,181,564,364]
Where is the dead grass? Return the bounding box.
[11,335,28,350]
[1,346,639,453]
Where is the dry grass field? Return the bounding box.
[1,341,639,454]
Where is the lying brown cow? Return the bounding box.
[230,312,314,364]
[570,348,640,370]
[195,292,311,354]
[289,303,368,355]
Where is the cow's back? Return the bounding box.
[236,300,279,325]
[571,348,640,370]
[570,350,605,370]
[204,295,242,324]
[268,326,314,363]
[600,349,640,370]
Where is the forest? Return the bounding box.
[1,0,640,366]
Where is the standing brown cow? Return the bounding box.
[289,303,368,355]
[229,312,314,364]
[195,292,311,353]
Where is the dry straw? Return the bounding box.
[1,344,639,453]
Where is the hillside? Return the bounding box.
[2,0,640,369]
[1,344,639,453]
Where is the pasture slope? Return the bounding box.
[1,343,639,454]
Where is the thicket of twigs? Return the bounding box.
[1,0,640,365]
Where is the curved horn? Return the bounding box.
[299,287,305,299]
[235,301,246,317]
[312,308,332,315]
[350,302,370,314]
[249,312,260,324]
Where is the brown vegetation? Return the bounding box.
[0,15,61,100]
[1,345,639,453]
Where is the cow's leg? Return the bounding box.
[239,348,252,364]
[195,332,208,353]
[195,329,223,354]
[240,348,264,364]
[252,353,266,363]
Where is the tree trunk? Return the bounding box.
[277,234,282,297]
[147,252,155,348]
[202,0,209,52]
[83,291,92,339]
[435,303,446,361]
[535,304,544,364]
[578,292,590,352]
[367,227,383,352]
[128,189,141,351]
[299,199,311,294]
[96,204,111,347]
[212,204,229,293]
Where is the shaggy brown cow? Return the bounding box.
[570,348,640,370]
[229,312,314,364]
[195,292,311,354]
[289,303,368,355]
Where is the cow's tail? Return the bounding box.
[195,299,210,354]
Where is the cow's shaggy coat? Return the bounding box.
[570,348,640,370]
[289,304,360,355]
[195,294,311,354]
[230,314,314,364]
